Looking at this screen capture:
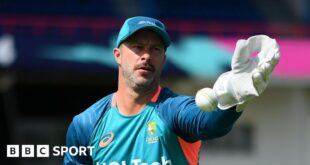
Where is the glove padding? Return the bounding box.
[213,35,280,110]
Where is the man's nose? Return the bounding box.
[141,50,152,61]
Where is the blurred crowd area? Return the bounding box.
[1,0,310,165]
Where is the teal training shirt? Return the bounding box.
[90,103,188,164]
[64,87,242,165]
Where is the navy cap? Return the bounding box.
[116,16,171,48]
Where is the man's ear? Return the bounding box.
[113,48,121,65]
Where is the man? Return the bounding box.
[64,16,280,165]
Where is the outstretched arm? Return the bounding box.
[159,35,280,142]
[157,91,242,142]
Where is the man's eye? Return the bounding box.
[132,45,143,50]
[154,46,164,52]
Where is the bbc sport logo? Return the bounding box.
[6,145,94,158]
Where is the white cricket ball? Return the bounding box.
[195,88,218,112]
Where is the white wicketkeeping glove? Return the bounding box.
[195,35,280,112]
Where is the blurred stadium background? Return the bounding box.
[0,0,310,164]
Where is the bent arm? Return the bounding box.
[64,118,93,165]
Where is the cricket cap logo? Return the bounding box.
[147,121,156,136]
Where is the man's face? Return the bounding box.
[114,29,166,89]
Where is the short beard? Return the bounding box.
[122,67,161,93]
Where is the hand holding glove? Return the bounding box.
[196,35,280,112]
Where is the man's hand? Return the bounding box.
[195,35,280,112]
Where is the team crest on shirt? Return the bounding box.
[146,121,159,144]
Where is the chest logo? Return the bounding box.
[147,121,157,136]
[99,132,114,148]
[146,121,158,144]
